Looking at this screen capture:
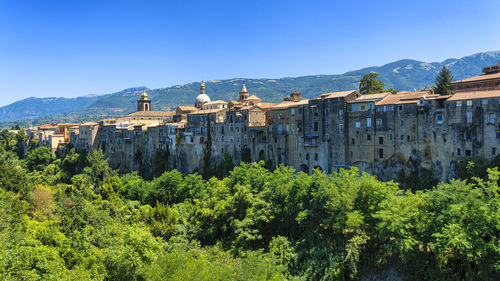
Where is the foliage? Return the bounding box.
[359,72,386,94]
[25,146,53,171]
[152,150,170,178]
[433,66,454,95]
[0,139,498,280]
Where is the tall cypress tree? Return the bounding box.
[433,66,454,95]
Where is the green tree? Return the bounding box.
[83,150,117,191]
[25,147,53,171]
[433,66,454,95]
[359,72,386,94]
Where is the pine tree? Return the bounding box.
[433,66,454,95]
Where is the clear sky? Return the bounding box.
[1,0,499,106]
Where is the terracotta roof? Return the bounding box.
[446,89,500,101]
[353,92,391,103]
[258,102,279,109]
[273,99,309,109]
[203,100,227,105]
[127,111,174,117]
[321,90,357,99]
[80,122,99,126]
[39,124,57,129]
[240,105,265,111]
[247,94,262,101]
[188,108,225,115]
[176,106,197,112]
[424,94,451,100]
[451,72,500,84]
[376,91,428,106]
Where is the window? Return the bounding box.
[379,136,384,145]
[314,122,319,131]
[350,104,358,112]
[465,150,472,156]
[376,119,382,127]
[351,138,355,145]
[466,111,472,123]
[338,124,344,133]
[400,135,404,141]
[466,100,472,107]
[367,135,371,141]
[338,109,343,119]
[488,113,496,123]
[390,134,393,140]
[496,131,500,139]
[366,118,372,127]
[378,149,384,159]
[315,153,318,161]
[482,99,488,105]
[493,147,497,156]
[360,105,366,111]
[306,153,309,160]
[400,120,403,126]
[355,122,361,128]
[436,113,444,124]
[398,105,403,111]
[457,148,461,156]
[291,108,295,116]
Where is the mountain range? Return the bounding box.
[1,50,499,128]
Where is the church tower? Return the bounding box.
[137,90,152,112]
[239,84,249,101]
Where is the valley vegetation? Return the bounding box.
[0,129,498,280]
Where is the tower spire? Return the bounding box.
[239,83,249,101]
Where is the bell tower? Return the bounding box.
[239,84,249,101]
[137,90,152,112]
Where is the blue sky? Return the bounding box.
[0,0,499,106]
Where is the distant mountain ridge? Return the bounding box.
[1,51,499,126]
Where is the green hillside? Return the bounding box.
[1,50,499,128]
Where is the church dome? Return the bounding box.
[195,93,211,104]
[140,90,149,100]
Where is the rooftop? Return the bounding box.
[446,89,500,101]
[320,90,357,99]
[451,72,500,84]
[188,108,226,115]
[376,91,428,105]
[352,92,391,103]
[127,111,174,117]
[273,99,309,109]
[176,105,198,112]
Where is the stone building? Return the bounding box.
[450,61,500,93]
[60,62,500,182]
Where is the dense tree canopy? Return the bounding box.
[0,129,498,280]
[359,72,397,95]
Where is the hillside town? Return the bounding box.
[24,62,500,181]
